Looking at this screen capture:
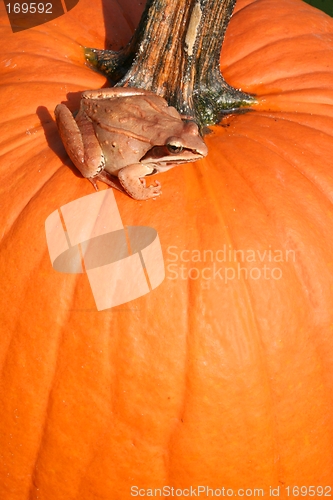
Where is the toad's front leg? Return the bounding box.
[118,164,162,200]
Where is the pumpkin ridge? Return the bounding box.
[208,140,333,323]
[165,242,280,485]
[0,166,66,242]
[207,136,273,214]
[259,88,333,102]
[223,39,333,79]
[257,103,333,119]
[252,75,333,95]
[237,115,333,164]
[1,73,93,88]
[0,284,75,496]
[222,33,333,90]
[232,0,333,30]
[262,71,333,87]
[31,24,97,44]
[233,0,256,13]
[22,354,60,494]
[25,278,88,499]
[1,52,80,66]
[250,111,333,139]
[0,145,53,184]
[212,128,333,210]
[0,129,46,155]
[193,151,272,237]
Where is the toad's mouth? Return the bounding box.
[141,145,204,167]
[143,156,204,175]
[143,156,203,174]
[145,168,158,176]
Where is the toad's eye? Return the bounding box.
[167,143,184,154]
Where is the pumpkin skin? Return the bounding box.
[1,0,333,498]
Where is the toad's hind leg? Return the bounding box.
[55,104,105,179]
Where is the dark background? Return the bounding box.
[303,0,333,16]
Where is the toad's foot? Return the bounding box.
[118,164,162,200]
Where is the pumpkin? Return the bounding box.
[1,0,333,497]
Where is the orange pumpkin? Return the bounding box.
[1,0,333,497]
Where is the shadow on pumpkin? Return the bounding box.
[36,104,83,179]
[37,98,126,193]
[37,75,124,181]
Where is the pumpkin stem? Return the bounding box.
[85,0,255,128]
